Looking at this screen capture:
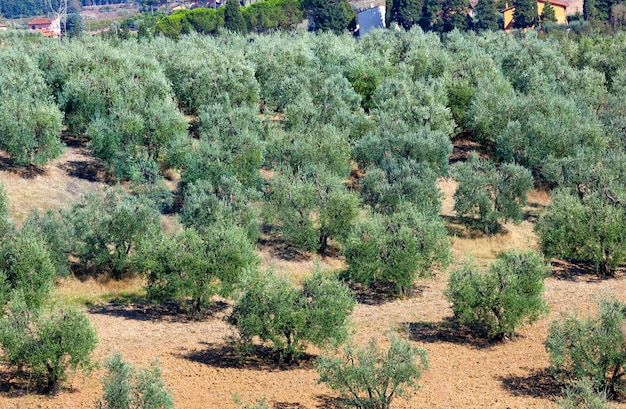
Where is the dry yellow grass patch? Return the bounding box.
[54,275,146,305]
[258,246,346,284]
[438,177,549,266]
[0,148,103,223]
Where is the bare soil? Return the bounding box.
[1,144,625,409]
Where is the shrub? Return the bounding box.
[536,189,626,277]
[342,203,451,295]
[69,188,162,279]
[0,295,98,393]
[140,225,258,314]
[0,227,57,309]
[546,298,626,398]
[227,267,355,362]
[99,352,175,409]
[316,331,428,409]
[557,378,613,409]
[445,250,550,340]
[453,152,533,234]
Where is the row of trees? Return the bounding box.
[1,26,625,280]
[1,27,626,406]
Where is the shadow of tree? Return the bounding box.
[180,342,316,372]
[522,201,545,223]
[61,160,108,183]
[88,300,229,323]
[498,368,562,400]
[0,369,79,397]
[404,319,498,349]
[441,215,509,239]
[314,395,343,409]
[550,259,623,282]
[258,224,312,262]
[0,155,44,178]
[449,134,488,165]
[341,281,424,306]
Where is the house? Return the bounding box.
[27,17,61,37]
[0,24,8,31]
[357,5,386,36]
[502,0,568,30]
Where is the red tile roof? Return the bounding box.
[28,17,52,26]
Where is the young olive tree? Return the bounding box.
[316,331,428,409]
[453,153,533,234]
[268,169,360,254]
[342,203,451,295]
[227,268,355,363]
[536,189,626,277]
[98,353,175,409]
[68,189,162,279]
[140,225,258,314]
[445,250,550,340]
[546,298,626,398]
[0,295,98,394]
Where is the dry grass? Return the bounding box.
[0,147,104,224]
[438,177,549,265]
[9,143,626,409]
[54,275,146,305]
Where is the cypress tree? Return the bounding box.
[513,0,538,28]
[583,0,598,21]
[313,0,355,33]
[540,0,557,22]
[474,0,500,30]
[420,0,443,30]
[442,0,470,31]
[224,0,247,34]
[397,0,424,30]
[386,0,398,26]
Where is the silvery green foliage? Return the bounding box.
[69,188,162,279]
[99,353,175,409]
[228,267,355,362]
[0,46,63,167]
[316,332,428,409]
[453,153,533,234]
[342,203,451,295]
[0,295,98,394]
[446,250,550,340]
[547,298,626,399]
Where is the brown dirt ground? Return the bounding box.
[1,145,626,409]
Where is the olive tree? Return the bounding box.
[98,353,175,409]
[0,295,98,394]
[445,250,550,340]
[453,152,533,234]
[228,268,355,362]
[316,331,428,409]
[268,169,360,254]
[536,189,626,277]
[0,49,63,167]
[140,225,258,314]
[68,189,162,279]
[546,298,626,398]
[342,203,451,295]
[0,228,57,310]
